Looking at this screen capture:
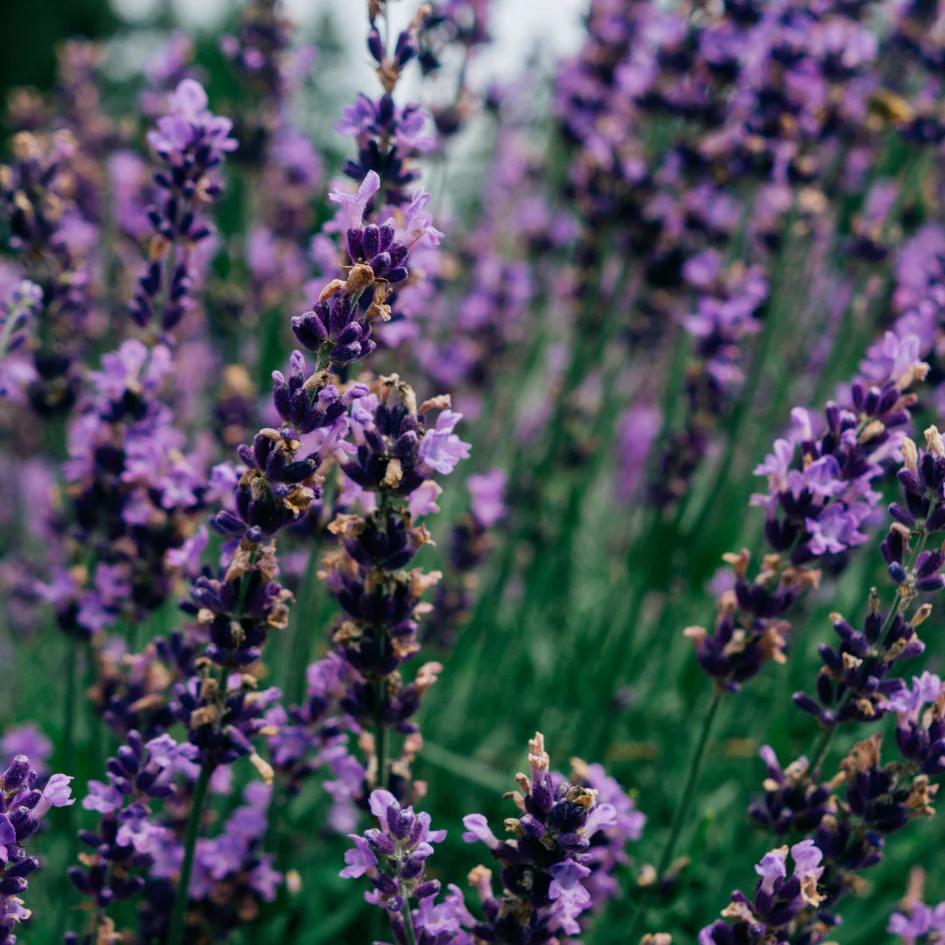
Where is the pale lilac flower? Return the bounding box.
[418,410,471,475]
[889,901,945,945]
[340,834,377,879]
[33,772,75,817]
[548,860,593,934]
[408,480,443,518]
[461,814,499,849]
[467,470,507,528]
[329,171,381,231]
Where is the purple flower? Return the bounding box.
[407,480,443,518]
[461,813,499,849]
[341,788,452,936]
[882,672,945,775]
[0,129,88,417]
[132,79,236,331]
[463,734,631,939]
[146,78,237,160]
[33,773,75,818]
[0,754,73,941]
[701,841,824,943]
[116,805,173,857]
[1,725,51,774]
[889,900,945,945]
[55,338,207,640]
[329,170,381,231]
[83,780,123,815]
[467,470,507,528]
[340,833,377,879]
[548,860,593,934]
[805,503,868,556]
[0,279,42,397]
[413,885,474,942]
[616,405,661,503]
[187,783,281,908]
[398,190,444,248]
[417,409,471,475]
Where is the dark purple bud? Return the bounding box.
[367,28,384,63]
[292,311,328,351]
[793,692,823,718]
[2,756,31,791]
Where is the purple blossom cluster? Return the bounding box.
[66,731,279,944]
[50,340,207,639]
[791,426,945,729]
[54,6,478,941]
[753,333,925,566]
[0,130,92,416]
[720,427,945,944]
[219,0,297,163]
[461,733,638,941]
[700,840,825,945]
[130,79,237,333]
[341,789,451,930]
[224,0,320,319]
[741,730,942,944]
[426,470,506,649]
[0,280,42,397]
[182,782,281,932]
[652,263,768,506]
[0,755,73,945]
[266,651,364,831]
[247,125,322,312]
[685,333,929,692]
[69,733,195,914]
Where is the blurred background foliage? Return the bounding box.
[0,0,115,109]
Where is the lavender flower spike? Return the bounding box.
[341,788,472,943]
[0,754,74,945]
[462,732,627,941]
[699,840,825,945]
[131,78,236,332]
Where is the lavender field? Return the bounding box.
[3,0,945,943]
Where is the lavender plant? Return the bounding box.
[4,2,945,944]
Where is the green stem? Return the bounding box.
[167,764,213,945]
[56,642,80,940]
[61,642,78,776]
[374,677,388,790]
[399,891,418,945]
[629,689,723,940]
[808,721,841,780]
[657,689,723,876]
